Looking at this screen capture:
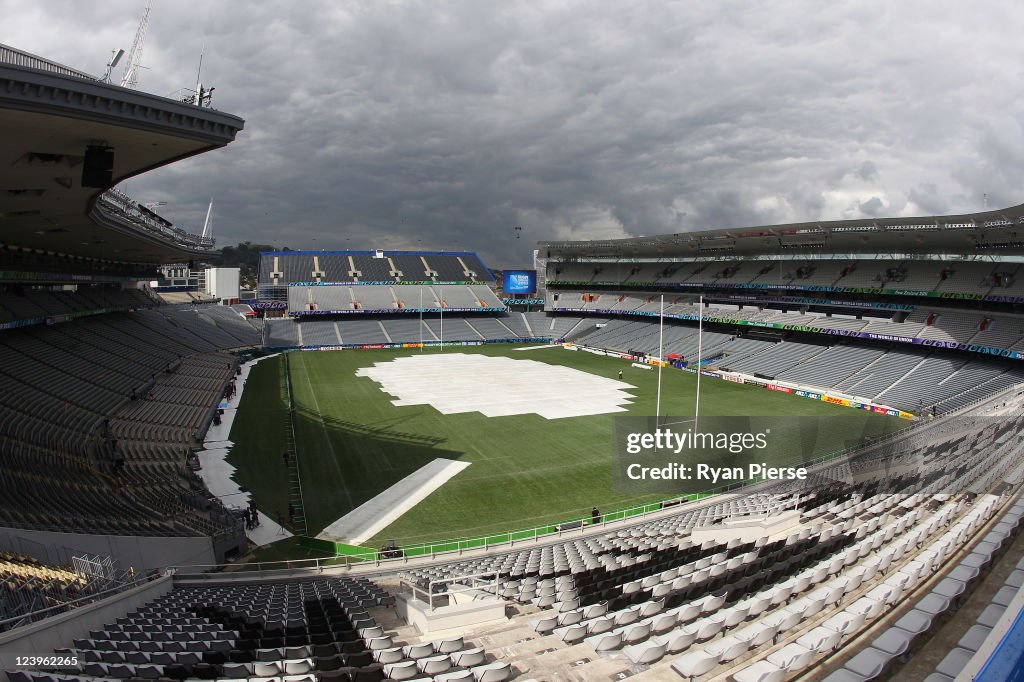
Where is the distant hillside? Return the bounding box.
[218,242,290,289]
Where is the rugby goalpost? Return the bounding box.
[655,292,703,430]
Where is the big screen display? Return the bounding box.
[503,269,537,294]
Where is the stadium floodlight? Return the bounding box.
[102,49,125,83]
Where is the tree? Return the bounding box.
[217,242,290,290]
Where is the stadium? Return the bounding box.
[1,33,1024,682]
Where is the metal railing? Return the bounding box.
[0,573,159,633]
[400,571,500,611]
[170,414,931,575]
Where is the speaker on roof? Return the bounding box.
[81,146,115,188]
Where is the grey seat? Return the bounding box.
[843,647,892,679]
[992,585,1018,607]
[893,610,933,636]
[957,624,992,652]
[978,603,1007,628]
[914,594,952,617]
[935,647,974,678]
[872,628,914,657]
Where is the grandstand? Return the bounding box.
[0,44,253,598]
[3,39,1024,682]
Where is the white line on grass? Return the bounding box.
[297,355,357,514]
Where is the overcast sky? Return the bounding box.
[5,1,1024,267]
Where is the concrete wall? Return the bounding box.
[0,527,215,574]
[0,576,171,676]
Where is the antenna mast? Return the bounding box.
[120,1,153,89]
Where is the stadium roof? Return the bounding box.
[539,202,1024,260]
[0,45,244,264]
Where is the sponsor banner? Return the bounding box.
[795,389,821,400]
[722,373,745,384]
[288,280,472,286]
[305,339,492,351]
[700,369,719,378]
[1,304,151,331]
[631,362,654,370]
[0,317,45,330]
[290,307,504,316]
[547,279,1024,304]
[767,384,793,394]
[0,270,134,283]
[821,395,850,407]
[502,298,545,305]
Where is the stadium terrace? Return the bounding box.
[1,39,1024,682]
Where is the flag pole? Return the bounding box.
[419,287,423,352]
[695,293,703,431]
[655,293,664,427]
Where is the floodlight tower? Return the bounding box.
[201,199,214,240]
[120,1,153,89]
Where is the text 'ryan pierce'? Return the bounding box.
[625,462,808,483]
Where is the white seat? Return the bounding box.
[695,613,726,641]
[383,660,418,681]
[674,602,702,623]
[671,649,721,680]
[663,623,700,653]
[797,626,843,653]
[734,622,777,649]
[766,643,815,673]
[418,654,453,676]
[722,604,750,630]
[620,621,652,644]
[585,631,623,652]
[733,660,787,682]
[472,661,512,682]
[556,623,588,644]
[705,635,748,663]
[623,638,667,665]
[450,648,485,668]
[613,607,640,627]
[822,610,866,637]
[848,596,885,620]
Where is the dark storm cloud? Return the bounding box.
[6,1,1024,266]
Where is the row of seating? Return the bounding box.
[546,259,1023,298]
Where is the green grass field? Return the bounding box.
[228,344,898,549]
